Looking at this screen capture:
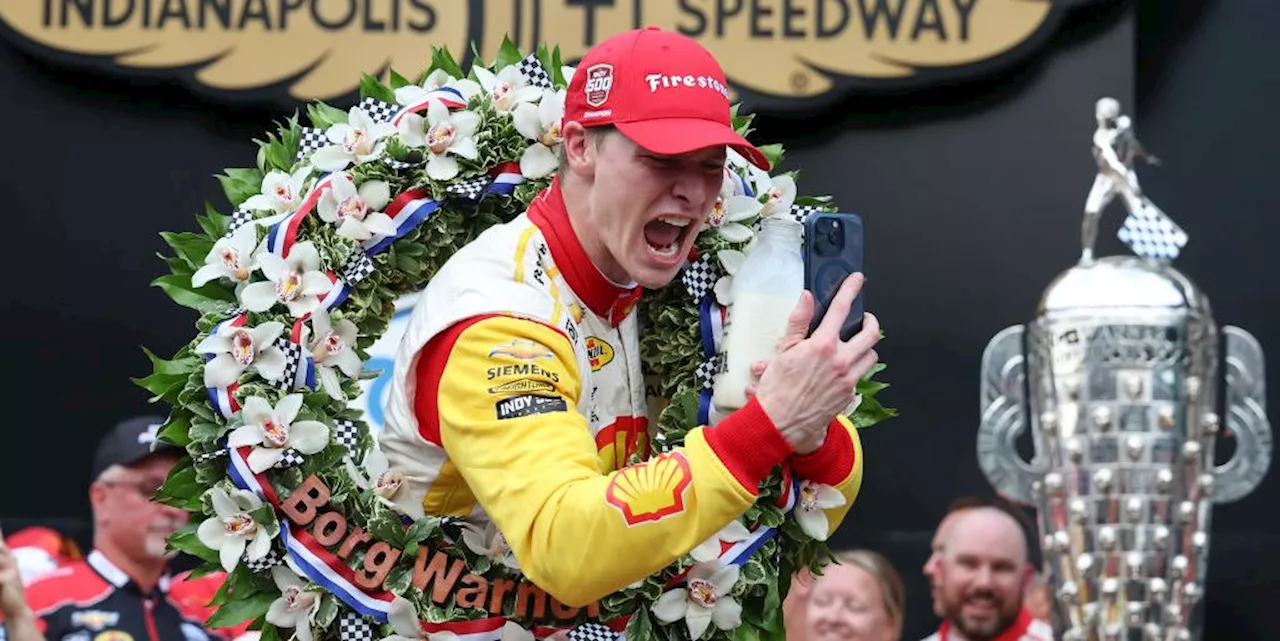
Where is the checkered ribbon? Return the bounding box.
[194,450,227,464]
[568,623,618,641]
[446,175,494,201]
[517,52,553,89]
[695,355,722,390]
[274,335,306,392]
[296,127,329,163]
[1118,203,1187,262]
[357,96,397,123]
[338,612,374,641]
[341,248,377,285]
[790,204,825,226]
[227,206,254,236]
[681,253,719,301]
[242,547,284,573]
[273,448,306,469]
[334,419,360,460]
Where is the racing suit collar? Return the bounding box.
[938,607,1038,641]
[88,549,172,595]
[527,177,643,327]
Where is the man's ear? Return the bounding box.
[89,481,110,524]
[560,121,595,178]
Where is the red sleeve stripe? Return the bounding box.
[701,397,793,493]
[788,420,856,486]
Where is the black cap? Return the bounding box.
[90,416,183,480]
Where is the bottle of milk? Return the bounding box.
[712,214,805,412]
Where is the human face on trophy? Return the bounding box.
[936,509,1032,640]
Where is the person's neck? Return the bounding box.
[95,537,166,593]
[559,175,629,285]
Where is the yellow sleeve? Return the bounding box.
[431,315,796,607]
[788,415,865,539]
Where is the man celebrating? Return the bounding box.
[379,26,880,609]
[923,507,1054,641]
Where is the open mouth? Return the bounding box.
[643,215,694,259]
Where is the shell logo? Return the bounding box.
[585,336,615,371]
[605,452,693,526]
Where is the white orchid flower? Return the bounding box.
[306,312,362,400]
[196,486,272,572]
[343,444,420,512]
[499,623,534,641]
[385,597,461,641]
[794,479,847,541]
[712,249,746,307]
[707,170,763,243]
[472,65,542,113]
[651,561,743,640]
[690,520,753,563]
[512,89,566,179]
[394,69,482,107]
[460,521,520,572]
[397,99,480,182]
[759,174,797,219]
[195,320,287,388]
[239,241,332,318]
[317,174,398,242]
[192,223,260,289]
[311,107,396,172]
[266,564,321,641]
[241,166,313,216]
[226,395,330,473]
[561,66,576,85]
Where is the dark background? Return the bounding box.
[2,0,1276,638]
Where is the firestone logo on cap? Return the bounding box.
[584,63,614,107]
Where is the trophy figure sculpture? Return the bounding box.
[976,97,1272,641]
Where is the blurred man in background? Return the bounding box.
[1,416,245,641]
[922,506,1053,641]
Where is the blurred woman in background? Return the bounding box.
[785,549,906,641]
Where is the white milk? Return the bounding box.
[711,215,804,413]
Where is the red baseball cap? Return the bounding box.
[563,27,772,171]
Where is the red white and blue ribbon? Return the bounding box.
[720,478,798,567]
[362,188,441,256]
[696,296,728,426]
[206,314,247,419]
[264,172,342,260]
[487,162,523,196]
[279,318,318,392]
[226,446,399,623]
[390,87,468,126]
[317,272,352,312]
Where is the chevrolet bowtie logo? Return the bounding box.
[0,0,1107,108]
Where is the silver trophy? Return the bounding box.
[977,98,1272,641]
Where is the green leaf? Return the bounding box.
[307,102,349,130]
[189,420,224,445]
[366,506,407,548]
[132,369,191,402]
[168,524,221,565]
[431,46,465,79]
[216,168,265,207]
[360,73,397,104]
[384,565,413,595]
[198,202,231,238]
[493,36,524,71]
[156,412,193,448]
[757,143,784,169]
[259,624,284,641]
[161,231,216,271]
[151,274,237,313]
[388,68,412,90]
[626,609,655,641]
[852,394,897,428]
[315,594,339,629]
[158,457,200,503]
[207,592,277,629]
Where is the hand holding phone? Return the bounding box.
[804,212,865,341]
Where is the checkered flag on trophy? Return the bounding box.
[227,206,254,236]
[568,622,618,641]
[1118,203,1188,262]
[681,254,719,302]
[446,175,494,201]
[341,248,377,285]
[357,96,398,124]
[337,612,374,641]
[516,52,553,89]
[334,419,361,460]
[242,547,283,573]
[295,127,329,163]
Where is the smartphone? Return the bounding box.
[804,212,865,341]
